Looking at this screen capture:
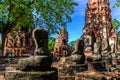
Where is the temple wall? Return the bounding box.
[53,28,71,57]
[4,28,35,56]
[83,0,118,54]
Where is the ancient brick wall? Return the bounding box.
[83,0,118,54]
[53,28,71,57]
[4,27,35,56]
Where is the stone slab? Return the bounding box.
[0,67,58,80]
[59,76,75,80]
[59,64,87,76]
[87,61,107,71]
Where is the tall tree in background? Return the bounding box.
[112,19,120,45]
[0,0,78,55]
[48,37,55,52]
[112,19,120,30]
[113,0,120,7]
[68,40,75,49]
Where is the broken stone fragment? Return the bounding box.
[66,38,85,64]
[17,56,52,71]
[17,28,52,71]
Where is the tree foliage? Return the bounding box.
[48,37,55,52]
[0,0,77,54]
[0,0,78,34]
[68,40,75,49]
[113,0,120,8]
[112,19,120,30]
[112,19,120,45]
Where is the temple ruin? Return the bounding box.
[53,28,71,57]
[82,0,118,61]
[4,27,35,56]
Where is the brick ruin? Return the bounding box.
[53,28,71,57]
[83,0,118,58]
[4,27,35,56]
[0,28,58,80]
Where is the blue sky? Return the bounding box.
[0,0,120,42]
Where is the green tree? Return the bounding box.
[0,0,78,55]
[113,0,120,8]
[112,19,120,45]
[48,37,55,52]
[112,19,120,30]
[68,40,75,49]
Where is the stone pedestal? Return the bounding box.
[59,64,87,76]
[17,56,52,71]
[16,28,58,79]
[75,72,120,80]
[87,61,107,71]
[59,76,75,80]
[0,68,58,80]
[75,72,104,80]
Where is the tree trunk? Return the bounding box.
[1,33,7,56]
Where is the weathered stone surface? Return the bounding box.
[101,38,111,57]
[17,56,52,71]
[109,29,118,54]
[4,27,35,57]
[0,68,58,80]
[87,41,102,61]
[116,48,120,64]
[75,72,120,80]
[81,0,120,72]
[66,38,85,64]
[52,60,120,79]
[82,0,118,62]
[33,28,49,56]
[88,62,107,71]
[52,58,87,76]
[53,28,72,58]
[17,28,52,71]
[59,76,75,80]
